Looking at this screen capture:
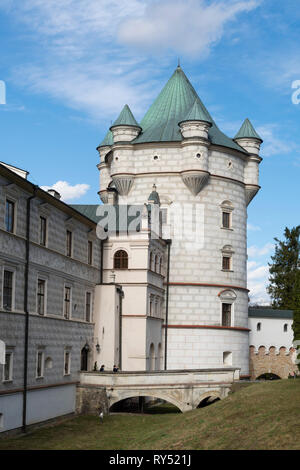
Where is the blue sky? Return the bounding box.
[0,0,299,303]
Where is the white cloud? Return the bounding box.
[41,181,90,201]
[1,0,260,121]
[247,260,270,305]
[257,124,296,157]
[118,0,260,57]
[247,223,261,232]
[248,242,274,258]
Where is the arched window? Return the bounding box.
[257,322,261,331]
[80,344,90,371]
[283,323,288,332]
[114,250,128,269]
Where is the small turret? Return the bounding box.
[234,119,263,206]
[148,184,160,206]
[234,118,263,155]
[110,104,141,143]
[179,99,212,140]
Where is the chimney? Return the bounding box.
[47,189,61,200]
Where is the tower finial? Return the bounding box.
[177,57,181,68]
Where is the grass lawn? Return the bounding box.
[0,380,299,450]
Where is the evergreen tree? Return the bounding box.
[267,226,300,310]
[267,226,300,366]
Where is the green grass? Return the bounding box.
[0,380,299,450]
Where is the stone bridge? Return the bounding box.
[78,368,240,413]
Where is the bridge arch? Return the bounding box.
[196,391,221,408]
[108,391,185,413]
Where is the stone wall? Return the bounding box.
[249,346,298,379]
[76,385,109,415]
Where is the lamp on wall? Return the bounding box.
[96,342,100,353]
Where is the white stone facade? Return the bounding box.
[98,124,262,376]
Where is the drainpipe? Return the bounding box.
[100,240,104,284]
[22,187,37,433]
[164,239,172,370]
[116,287,124,370]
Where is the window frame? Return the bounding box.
[5,198,16,234]
[85,291,92,322]
[36,350,45,379]
[221,303,232,327]
[63,285,72,319]
[222,211,231,229]
[87,240,93,265]
[113,250,128,270]
[222,255,231,271]
[39,216,47,247]
[64,349,71,376]
[66,230,73,258]
[2,268,15,312]
[36,278,47,316]
[2,350,13,382]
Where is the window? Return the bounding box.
[64,350,71,375]
[88,241,93,265]
[220,201,234,230]
[149,297,153,316]
[5,200,15,233]
[36,351,44,378]
[3,270,13,311]
[86,292,91,322]
[113,250,128,269]
[37,279,46,315]
[222,256,231,271]
[155,255,159,273]
[222,212,231,229]
[150,252,154,271]
[66,230,72,257]
[64,286,71,319]
[222,303,231,327]
[257,322,261,332]
[39,216,47,246]
[284,324,288,332]
[3,352,13,382]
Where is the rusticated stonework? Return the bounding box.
[249,346,298,379]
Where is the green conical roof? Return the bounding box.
[100,128,113,147]
[99,66,246,152]
[179,98,213,125]
[234,118,263,142]
[110,104,140,129]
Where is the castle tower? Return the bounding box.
[97,66,263,375]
